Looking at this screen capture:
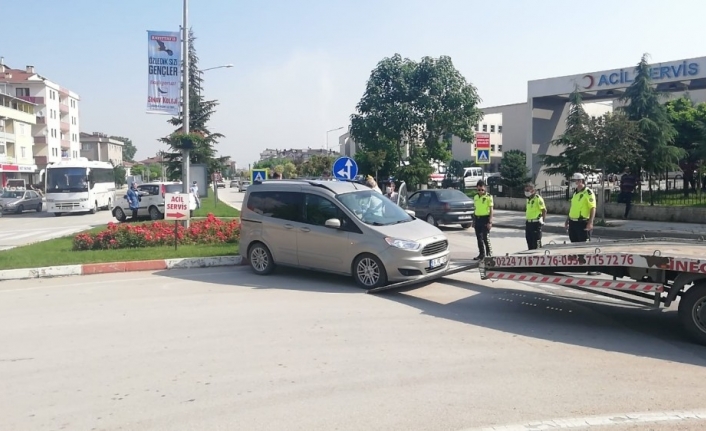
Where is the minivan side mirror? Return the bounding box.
[405,210,416,218]
[324,218,342,229]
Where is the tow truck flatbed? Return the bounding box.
[480,238,706,345]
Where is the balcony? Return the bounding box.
[59,103,69,114]
[36,116,46,124]
[34,156,48,167]
[0,131,16,143]
[60,121,70,132]
[59,87,70,97]
[34,136,47,145]
[61,139,71,150]
[17,96,44,105]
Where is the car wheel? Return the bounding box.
[15,205,24,214]
[54,212,62,217]
[113,207,127,222]
[461,223,472,229]
[353,253,388,289]
[148,205,161,220]
[90,201,98,214]
[249,242,275,275]
[36,203,42,212]
[426,214,437,226]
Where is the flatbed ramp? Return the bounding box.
[367,260,479,294]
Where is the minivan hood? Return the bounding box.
[367,218,445,242]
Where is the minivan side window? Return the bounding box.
[303,194,360,233]
[246,191,302,221]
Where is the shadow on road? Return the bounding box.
[158,265,706,366]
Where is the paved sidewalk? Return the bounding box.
[492,210,706,240]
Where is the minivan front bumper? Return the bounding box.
[378,244,451,283]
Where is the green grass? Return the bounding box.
[193,192,241,217]
[0,231,239,271]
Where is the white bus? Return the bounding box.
[43,158,116,217]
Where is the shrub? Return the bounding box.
[73,213,240,251]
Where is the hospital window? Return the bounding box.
[490,125,495,133]
[498,126,502,133]
[482,124,487,132]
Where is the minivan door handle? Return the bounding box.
[299,227,311,233]
[284,224,294,229]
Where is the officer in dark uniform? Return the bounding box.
[564,173,596,243]
[472,180,493,259]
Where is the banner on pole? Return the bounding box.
[146,30,181,115]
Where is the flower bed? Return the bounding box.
[73,214,240,251]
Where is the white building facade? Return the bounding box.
[0,62,81,174]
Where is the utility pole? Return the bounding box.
[182,0,190,226]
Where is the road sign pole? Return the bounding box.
[174,220,178,250]
[181,0,191,228]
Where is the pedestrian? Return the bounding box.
[190,181,201,209]
[618,166,638,219]
[126,182,140,222]
[524,183,546,250]
[365,175,382,193]
[472,180,493,259]
[564,173,596,243]
[385,181,399,203]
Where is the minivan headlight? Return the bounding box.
[385,237,421,251]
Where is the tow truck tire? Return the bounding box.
[678,282,706,345]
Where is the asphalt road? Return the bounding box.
[3,219,706,430]
[0,208,114,251]
[2,271,706,430]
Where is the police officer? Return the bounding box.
[564,173,596,243]
[525,183,546,250]
[472,180,493,259]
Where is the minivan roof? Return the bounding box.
[248,179,367,195]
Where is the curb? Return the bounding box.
[0,255,244,282]
[493,223,706,240]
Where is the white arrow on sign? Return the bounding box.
[337,158,353,179]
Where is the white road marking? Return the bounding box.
[464,409,706,430]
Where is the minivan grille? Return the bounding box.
[421,240,448,256]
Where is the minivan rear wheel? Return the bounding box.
[353,254,387,289]
[249,242,275,275]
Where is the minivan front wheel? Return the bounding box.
[249,242,275,275]
[353,254,387,289]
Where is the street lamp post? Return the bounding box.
[197,64,233,98]
[326,126,344,152]
[182,0,190,201]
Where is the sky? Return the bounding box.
[2,0,706,166]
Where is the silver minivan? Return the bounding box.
[239,180,450,289]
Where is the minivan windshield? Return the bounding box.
[337,190,412,226]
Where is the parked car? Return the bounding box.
[216,180,226,188]
[462,166,486,190]
[406,188,475,229]
[112,181,196,222]
[240,180,450,289]
[0,189,43,214]
[238,181,251,192]
[230,180,240,188]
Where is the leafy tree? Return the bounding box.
[586,112,642,220]
[113,164,126,187]
[299,155,336,177]
[159,29,225,179]
[541,89,592,191]
[665,96,706,193]
[499,150,530,191]
[282,162,297,179]
[254,157,290,170]
[273,164,285,176]
[110,136,137,162]
[350,54,483,185]
[619,53,686,202]
[448,159,465,177]
[354,149,387,180]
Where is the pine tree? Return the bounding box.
[619,53,686,203]
[159,29,227,180]
[541,88,592,197]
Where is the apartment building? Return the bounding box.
[258,147,339,163]
[0,92,38,185]
[79,132,123,166]
[0,61,81,172]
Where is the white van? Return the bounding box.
[462,167,486,189]
[112,181,196,221]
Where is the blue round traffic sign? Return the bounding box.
[332,157,358,180]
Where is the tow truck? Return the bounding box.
[368,237,706,346]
